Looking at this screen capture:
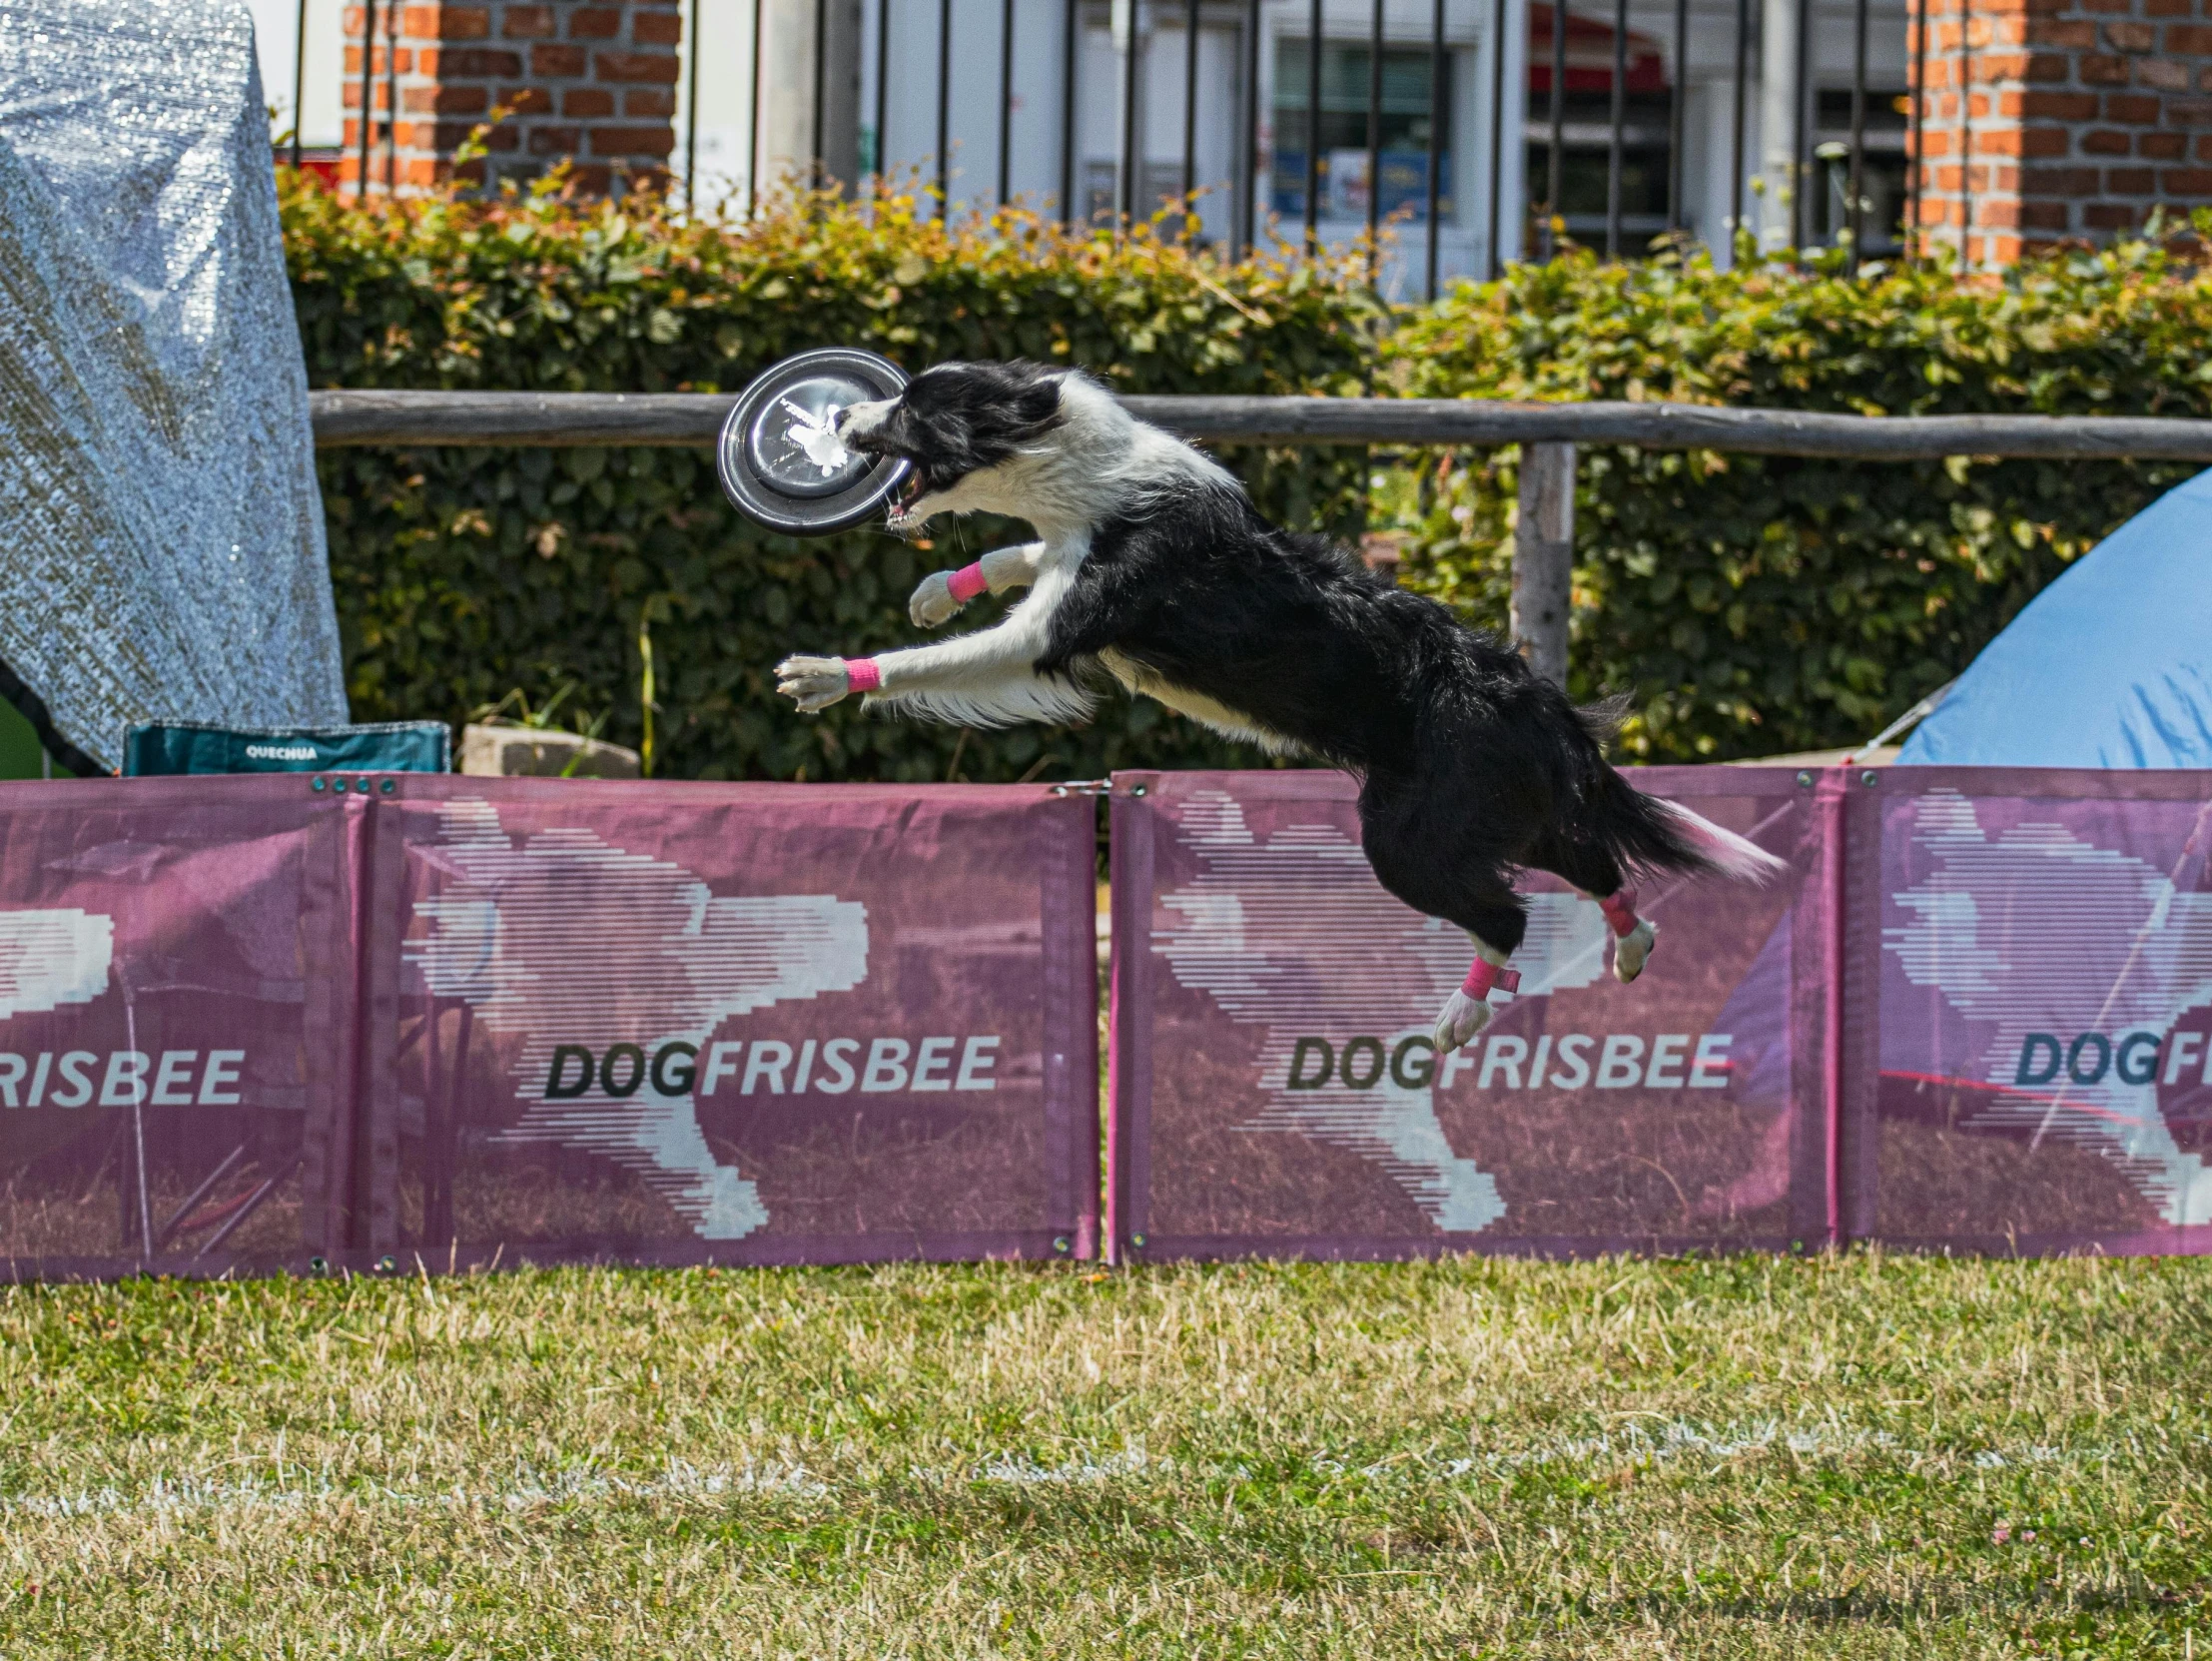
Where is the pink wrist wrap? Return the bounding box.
[1461,958,1521,1000]
[1599,886,1641,938]
[842,658,882,693]
[947,562,990,604]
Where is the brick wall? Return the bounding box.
[342,0,682,196]
[1914,0,2212,263]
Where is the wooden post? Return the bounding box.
[1513,440,1575,689]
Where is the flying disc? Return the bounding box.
[716,349,911,535]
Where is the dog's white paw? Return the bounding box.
[1432,990,1495,1055]
[774,655,851,713]
[909,570,964,628]
[1613,919,1658,984]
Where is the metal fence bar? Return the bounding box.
[685,0,703,207]
[1245,0,1264,256]
[1062,0,1079,219]
[1185,0,1202,214]
[813,0,830,187]
[1667,0,1686,233]
[1606,0,1626,258]
[1305,0,1322,252]
[1731,0,1750,243]
[309,390,2212,459]
[1907,0,1929,257]
[747,0,765,217]
[382,0,398,194]
[1000,0,1017,205]
[1427,0,1446,295]
[355,0,374,197]
[1848,0,1870,255]
[937,0,953,213]
[1488,0,1507,276]
[877,0,893,192]
[1791,0,1811,248]
[1548,0,1565,255]
[291,0,308,170]
[1367,0,1384,273]
[1956,0,1972,264]
[1120,0,1142,224]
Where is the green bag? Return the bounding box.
[123,721,450,776]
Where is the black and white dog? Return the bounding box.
[776,361,1783,1052]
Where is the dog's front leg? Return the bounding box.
[778,575,1078,716]
[908,541,1045,627]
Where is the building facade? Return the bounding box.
[248,0,2207,275]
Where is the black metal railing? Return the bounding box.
[306,0,1913,295]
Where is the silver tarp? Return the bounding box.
[0,0,346,770]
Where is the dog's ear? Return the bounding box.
[999,364,1067,439]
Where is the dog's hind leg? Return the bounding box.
[1527,835,1656,985]
[1358,783,1530,1053]
[1601,889,1658,982]
[1430,913,1529,1053]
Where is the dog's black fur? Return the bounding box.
[1034,479,1710,956]
[871,364,1066,517]
[815,360,1773,973]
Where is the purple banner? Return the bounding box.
[0,777,353,1279]
[12,765,2210,1277]
[370,779,1099,1267]
[1854,768,2212,1254]
[1107,769,1829,1259]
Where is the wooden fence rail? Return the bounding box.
[310,390,2212,692]
[311,389,2212,460]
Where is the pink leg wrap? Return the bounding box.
[1599,885,1641,938]
[1461,958,1521,1001]
[947,562,990,603]
[842,657,882,693]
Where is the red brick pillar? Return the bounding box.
[1914,0,2212,264]
[342,1,682,197]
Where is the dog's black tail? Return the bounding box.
[1577,709,1789,885]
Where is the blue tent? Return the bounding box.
[1898,467,2212,767]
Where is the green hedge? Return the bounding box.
[1383,237,2212,760]
[297,175,2212,774]
[292,178,1383,781]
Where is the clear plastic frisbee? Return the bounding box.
[715,348,911,535]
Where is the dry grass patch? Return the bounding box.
[1,1250,2206,1656]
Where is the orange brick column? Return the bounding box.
[342,0,682,196]
[1913,0,2212,263]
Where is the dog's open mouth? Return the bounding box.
[886,466,929,527]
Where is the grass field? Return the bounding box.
[2,1251,2207,1658]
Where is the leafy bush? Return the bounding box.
[291,176,1384,781]
[1385,238,2212,760]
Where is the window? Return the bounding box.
[1523,6,1673,246]
[1272,41,1452,222]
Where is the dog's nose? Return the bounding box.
[838,412,886,454]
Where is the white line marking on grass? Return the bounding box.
[2,1457,826,1522]
[0,1423,2122,1528]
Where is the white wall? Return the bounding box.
[246,0,345,150]
[677,0,762,212]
